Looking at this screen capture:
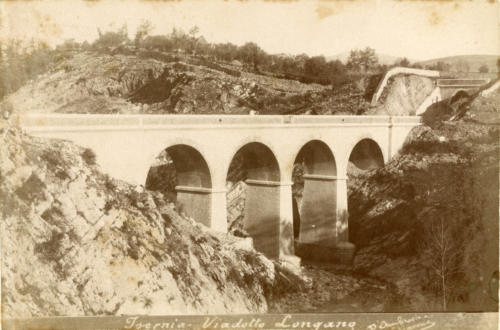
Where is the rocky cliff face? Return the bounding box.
[1,52,372,116]
[369,74,435,115]
[348,90,499,311]
[0,127,306,318]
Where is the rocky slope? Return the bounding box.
[0,127,306,318]
[347,90,499,311]
[1,52,372,116]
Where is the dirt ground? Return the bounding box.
[269,261,409,313]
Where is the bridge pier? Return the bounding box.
[335,176,349,242]
[298,174,337,245]
[294,174,356,264]
[334,175,356,263]
[175,186,227,232]
[244,179,294,259]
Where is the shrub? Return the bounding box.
[104,174,117,190]
[41,150,62,168]
[82,148,97,165]
[34,230,65,261]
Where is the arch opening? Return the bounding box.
[292,140,337,249]
[348,138,384,172]
[145,144,212,225]
[347,138,384,244]
[450,90,469,105]
[225,142,281,258]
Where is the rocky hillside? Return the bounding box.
[1,52,373,116]
[0,127,306,318]
[347,89,499,311]
[369,74,435,115]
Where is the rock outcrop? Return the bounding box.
[369,74,435,115]
[347,90,499,311]
[1,52,372,116]
[0,127,306,318]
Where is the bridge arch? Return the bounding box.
[224,137,281,184]
[227,142,281,182]
[145,143,213,226]
[225,141,282,258]
[449,90,469,105]
[348,137,385,171]
[343,137,385,248]
[292,140,338,245]
[292,140,337,177]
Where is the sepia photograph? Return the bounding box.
[0,0,498,329]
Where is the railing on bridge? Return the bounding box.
[437,78,490,88]
[13,113,422,129]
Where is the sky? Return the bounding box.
[0,0,498,61]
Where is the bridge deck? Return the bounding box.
[13,114,421,129]
[437,78,489,88]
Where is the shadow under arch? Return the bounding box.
[348,138,385,172]
[225,142,281,258]
[226,141,281,182]
[346,138,385,246]
[145,144,212,226]
[292,140,338,252]
[449,90,470,105]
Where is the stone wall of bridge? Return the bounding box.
[16,114,421,262]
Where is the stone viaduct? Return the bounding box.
[15,114,421,261]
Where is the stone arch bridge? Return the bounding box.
[370,67,490,115]
[15,114,421,261]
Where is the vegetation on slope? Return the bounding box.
[347,90,499,311]
[0,126,306,318]
[1,53,373,116]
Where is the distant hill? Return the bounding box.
[327,51,417,66]
[417,54,499,73]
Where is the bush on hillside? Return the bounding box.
[82,148,97,165]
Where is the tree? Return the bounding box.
[347,47,378,73]
[428,61,451,72]
[326,59,349,87]
[420,211,463,311]
[93,24,129,50]
[455,60,470,73]
[170,27,189,52]
[304,56,327,77]
[0,38,56,100]
[134,20,154,47]
[81,40,91,51]
[294,53,310,71]
[56,38,79,52]
[212,42,239,62]
[142,35,173,52]
[478,64,489,73]
[188,26,200,39]
[186,26,201,55]
[396,57,411,67]
[238,42,266,71]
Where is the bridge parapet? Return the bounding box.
[437,78,489,87]
[371,67,440,105]
[14,113,421,129]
